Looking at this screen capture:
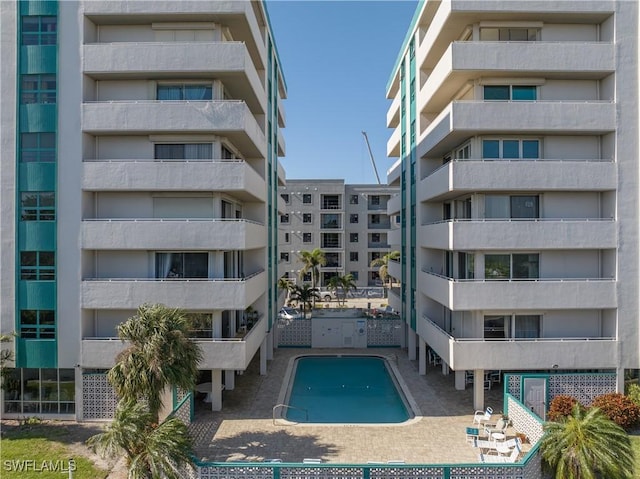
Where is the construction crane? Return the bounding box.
[361,131,381,185]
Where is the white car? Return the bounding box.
[278,307,303,320]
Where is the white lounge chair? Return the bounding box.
[303,458,322,464]
[479,440,521,463]
[484,418,508,439]
[472,406,493,426]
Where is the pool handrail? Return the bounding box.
[272,403,309,424]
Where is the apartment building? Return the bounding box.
[386,0,639,410]
[279,180,399,290]
[0,0,286,417]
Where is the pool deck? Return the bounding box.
[190,348,510,465]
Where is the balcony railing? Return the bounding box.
[423,217,613,225]
[83,217,264,225]
[83,158,246,164]
[422,270,613,283]
[85,269,264,283]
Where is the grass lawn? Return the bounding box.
[0,424,109,479]
[631,434,640,478]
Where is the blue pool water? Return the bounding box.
[285,356,411,423]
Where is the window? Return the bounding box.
[371,195,380,206]
[325,253,340,268]
[514,315,541,338]
[482,139,539,159]
[321,195,340,209]
[284,232,290,243]
[350,194,359,205]
[484,85,536,101]
[157,84,212,100]
[371,233,381,243]
[221,145,236,159]
[302,272,312,282]
[155,252,208,279]
[370,252,381,262]
[3,368,75,415]
[21,192,55,221]
[370,215,381,224]
[350,233,358,243]
[20,251,55,280]
[485,195,539,219]
[480,27,539,42]
[281,193,290,204]
[20,133,55,162]
[22,16,57,45]
[154,143,212,160]
[350,214,359,224]
[321,233,340,248]
[350,271,359,280]
[484,314,541,339]
[484,316,506,339]
[20,310,55,339]
[302,194,312,204]
[321,214,340,229]
[21,74,56,104]
[303,233,312,243]
[350,252,359,262]
[302,213,312,223]
[280,214,289,224]
[485,253,539,279]
[280,252,289,262]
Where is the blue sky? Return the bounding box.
[266,1,418,184]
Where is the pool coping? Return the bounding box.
[273,352,423,427]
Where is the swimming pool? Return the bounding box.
[283,355,414,424]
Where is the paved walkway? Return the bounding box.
[190,348,507,464]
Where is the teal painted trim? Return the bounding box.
[20,0,57,15]
[15,338,57,368]
[19,103,57,132]
[386,0,425,94]
[262,1,287,92]
[19,163,56,190]
[20,45,57,74]
[18,221,56,250]
[19,281,56,309]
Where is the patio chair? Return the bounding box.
[472,406,493,426]
[483,418,508,439]
[303,459,322,464]
[465,427,480,445]
[478,440,521,463]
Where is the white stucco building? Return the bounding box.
[0,0,286,418]
[385,0,639,410]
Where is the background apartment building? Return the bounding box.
[279,180,398,290]
[0,0,286,417]
[386,0,639,410]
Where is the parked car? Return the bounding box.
[278,307,303,320]
[318,290,338,301]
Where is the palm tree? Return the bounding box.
[298,248,326,307]
[290,284,320,318]
[370,250,400,297]
[88,400,195,479]
[277,276,294,305]
[540,404,634,479]
[108,304,203,422]
[328,274,357,307]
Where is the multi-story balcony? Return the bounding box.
[420,219,616,250]
[81,270,266,310]
[387,228,401,248]
[420,41,615,114]
[368,220,391,230]
[81,218,266,250]
[387,94,400,128]
[421,272,616,311]
[368,241,390,249]
[388,286,402,312]
[418,315,618,371]
[82,316,267,370]
[277,161,286,186]
[419,159,616,202]
[83,42,266,113]
[387,195,401,215]
[387,124,401,157]
[82,100,266,157]
[388,258,401,281]
[417,100,615,159]
[387,158,402,186]
[83,159,266,200]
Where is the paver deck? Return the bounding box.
[190,348,508,464]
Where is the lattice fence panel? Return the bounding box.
[369,466,444,478]
[281,466,363,479]
[548,374,616,406]
[522,453,542,479]
[450,465,524,479]
[174,392,193,425]
[507,396,544,444]
[82,373,117,420]
[367,319,402,346]
[199,465,274,479]
[277,319,311,346]
[507,375,521,401]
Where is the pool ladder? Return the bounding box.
[272,404,309,425]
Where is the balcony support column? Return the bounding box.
[473,369,485,411]
[210,369,222,411]
[616,367,625,393]
[418,337,427,375]
[266,330,274,360]
[408,328,417,360]
[224,370,235,391]
[213,311,222,338]
[455,370,466,390]
[260,337,267,376]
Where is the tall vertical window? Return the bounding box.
[20,251,55,280]
[21,192,55,221]
[302,194,312,204]
[20,133,56,162]
[350,233,358,243]
[21,16,57,45]
[157,84,212,100]
[350,194,359,205]
[20,310,55,339]
[21,74,56,104]
[302,233,312,243]
[302,213,312,223]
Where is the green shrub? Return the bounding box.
[547,395,581,422]
[591,393,640,430]
[625,382,640,407]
